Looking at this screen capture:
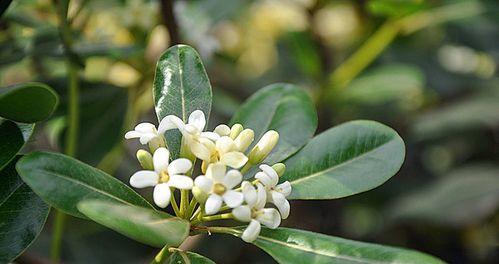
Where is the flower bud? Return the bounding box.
[192,186,208,203]
[248,130,279,164]
[136,149,154,170]
[271,163,286,177]
[148,136,165,153]
[229,123,243,139]
[214,124,231,136]
[234,129,254,152]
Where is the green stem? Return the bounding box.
[186,197,198,218]
[170,188,181,217]
[51,0,79,262]
[180,189,189,218]
[150,246,171,264]
[240,162,252,174]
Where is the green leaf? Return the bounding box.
[16,151,153,218]
[153,44,212,159]
[0,120,25,170]
[167,251,216,264]
[230,83,317,164]
[282,120,405,200]
[217,227,444,264]
[387,164,499,227]
[0,157,50,263]
[0,82,58,123]
[78,200,189,247]
[367,0,427,17]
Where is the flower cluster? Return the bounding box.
[125,110,291,242]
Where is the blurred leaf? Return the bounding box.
[218,227,444,263]
[0,157,50,263]
[0,82,58,123]
[78,200,189,247]
[367,0,427,17]
[282,120,405,200]
[412,87,499,140]
[17,151,153,218]
[387,164,499,226]
[153,44,212,159]
[0,39,25,66]
[231,83,317,164]
[0,120,25,170]
[167,251,216,264]
[285,32,322,79]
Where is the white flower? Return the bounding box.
[125,122,164,145]
[194,163,244,215]
[232,182,281,242]
[129,147,193,208]
[158,110,220,142]
[255,164,291,219]
[194,136,248,171]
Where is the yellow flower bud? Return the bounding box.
[234,129,254,152]
[214,124,231,136]
[229,123,243,139]
[272,163,286,177]
[248,130,279,164]
[136,149,154,170]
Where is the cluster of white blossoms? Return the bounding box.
[125,110,291,242]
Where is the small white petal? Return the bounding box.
[185,124,199,134]
[206,163,226,182]
[194,176,213,193]
[242,181,257,206]
[188,110,206,132]
[223,190,244,208]
[153,147,170,173]
[242,220,261,243]
[168,175,193,189]
[135,123,156,133]
[255,172,274,187]
[124,130,141,139]
[200,132,220,141]
[214,124,231,136]
[168,158,192,175]
[271,191,290,219]
[220,152,248,169]
[190,140,211,161]
[216,136,236,154]
[130,171,158,188]
[158,115,184,134]
[276,181,292,197]
[139,133,157,145]
[259,164,279,186]
[223,170,243,189]
[255,183,267,209]
[205,194,223,215]
[232,205,252,222]
[257,208,281,229]
[153,183,171,208]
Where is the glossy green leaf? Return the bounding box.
[0,157,50,263]
[153,44,212,159]
[282,120,405,200]
[0,82,58,123]
[387,164,499,227]
[217,227,443,264]
[231,83,317,164]
[16,151,152,218]
[167,251,216,264]
[0,120,25,170]
[78,200,189,247]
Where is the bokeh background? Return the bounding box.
[1,0,498,263]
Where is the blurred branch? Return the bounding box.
[160,0,180,45]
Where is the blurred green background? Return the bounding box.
[1,0,498,263]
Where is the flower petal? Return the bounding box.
[223,190,244,208]
[124,130,141,139]
[216,136,236,154]
[188,110,206,132]
[223,170,243,189]
[153,183,171,208]
[168,158,192,175]
[242,181,257,206]
[130,171,158,188]
[260,164,279,186]
[242,220,261,243]
[220,152,248,169]
[139,133,157,145]
[194,176,213,193]
[200,131,220,141]
[205,194,223,215]
[190,140,211,161]
[153,147,170,173]
[232,205,251,222]
[168,175,193,189]
[255,172,273,187]
[271,191,290,219]
[257,208,281,229]
[214,124,231,136]
[206,163,226,182]
[135,123,156,133]
[158,115,184,134]
[255,183,267,209]
[276,181,292,197]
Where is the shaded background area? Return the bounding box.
[1,0,498,263]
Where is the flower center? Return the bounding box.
[251,208,261,218]
[213,183,226,195]
[210,151,221,162]
[159,171,170,183]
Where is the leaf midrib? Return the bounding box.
[176,47,187,122]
